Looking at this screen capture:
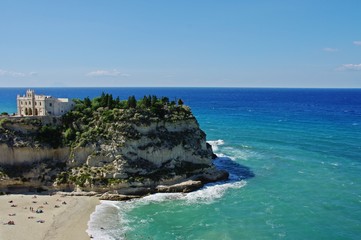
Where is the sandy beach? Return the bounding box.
[0,194,99,240]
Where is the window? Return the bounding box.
[35,102,37,106]
[40,102,42,106]
[49,103,52,107]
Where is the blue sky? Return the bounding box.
[0,0,360,87]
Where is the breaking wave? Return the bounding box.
[88,139,255,239]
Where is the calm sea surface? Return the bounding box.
[1,88,361,239]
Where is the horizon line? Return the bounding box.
[0,86,360,89]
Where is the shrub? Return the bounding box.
[36,125,62,148]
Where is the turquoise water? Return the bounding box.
[1,88,361,239]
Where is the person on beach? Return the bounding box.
[36,209,43,213]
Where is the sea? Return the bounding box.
[1,88,361,239]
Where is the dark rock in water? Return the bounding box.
[192,168,229,183]
[156,180,203,193]
[116,187,152,196]
[100,193,141,201]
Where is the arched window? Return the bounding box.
[35,109,38,116]
[25,108,28,115]
[29,108,33,115]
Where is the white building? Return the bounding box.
[17,89,74,116]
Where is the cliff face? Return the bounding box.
[0,117,68,166]
[0,143,70,166]
[0,103,228,197]
[73,119,212,172]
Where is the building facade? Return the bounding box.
[17,89,74,116]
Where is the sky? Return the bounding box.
[0,0,360,88]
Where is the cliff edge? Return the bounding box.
[0,94,228,198]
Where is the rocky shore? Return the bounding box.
[0,95,228,200]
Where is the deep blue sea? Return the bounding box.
[1,88,361,239]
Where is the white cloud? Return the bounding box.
[337,63,361,71]
[0,69,36,77]
[87,69,130,77]
[323,47,338,52]
[29,71,38,76]
[353,41,361,46]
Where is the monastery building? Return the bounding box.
[17,89,74,116]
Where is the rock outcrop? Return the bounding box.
[0,97,228,198]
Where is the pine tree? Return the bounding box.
[84,97,91,108]
[128,95,137,108]
[178,98,184,106]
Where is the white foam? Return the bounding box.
[87,139,255,239]
[330,162,340,167]
[184,181,246,204]
[87,179,247,239]
[133,179,246,205]
[87,201,132,240]
[227,148,251,160]
[141,192,185,203]
[209,139,260,162]
[207,139,225,152]
[219,146,260,161]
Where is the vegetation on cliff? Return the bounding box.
[4,93,191,148]
[0,93,228,195]
[60,93,192,148]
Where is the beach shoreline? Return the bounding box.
[0,193,99,240]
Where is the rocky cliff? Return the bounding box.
[0,95,228,198]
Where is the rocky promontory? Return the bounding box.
[0,94,228,199]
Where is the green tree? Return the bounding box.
[151,95,158,106]
[107,94,113,108]
[37,125,62,148]
[161,97,169,104]
[64,128,76,143]
[178,98,184,106]
[128,95,137,108]
[142,95,151,108]
[84,97,92,108]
